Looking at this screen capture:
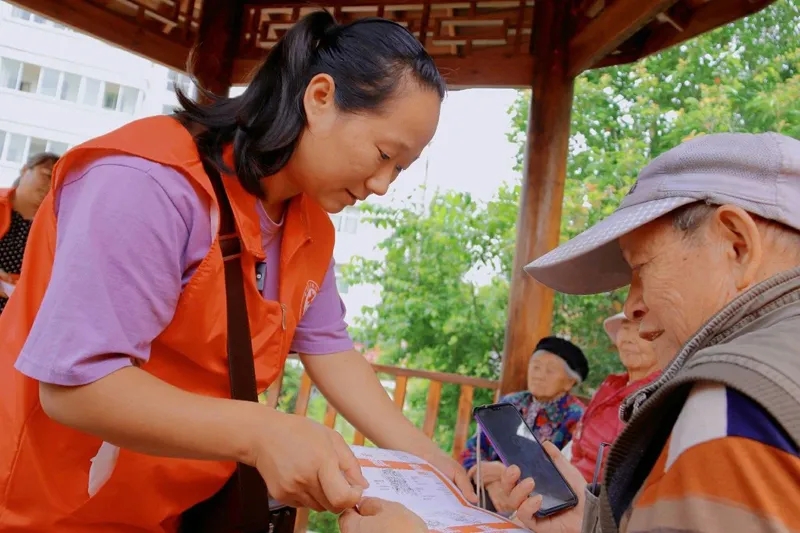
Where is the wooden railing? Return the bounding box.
[262,356,502,533]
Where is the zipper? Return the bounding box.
[280,303,287,331]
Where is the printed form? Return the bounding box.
[352,446,528,533]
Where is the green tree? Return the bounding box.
[506,0,800,380]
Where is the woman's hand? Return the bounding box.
[422,448,477,503]
[496,441,586,533]
[339,498,428,533]
[253,410,369,513]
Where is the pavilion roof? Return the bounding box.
[12,0,777,87]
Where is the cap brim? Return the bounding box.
[524,197,697,295]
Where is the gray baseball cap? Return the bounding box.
[524,132,800,295]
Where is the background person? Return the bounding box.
[0,151,59,307]
[462,336,588,513]
[568,313,661,482]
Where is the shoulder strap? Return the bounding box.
[203,159,274,531]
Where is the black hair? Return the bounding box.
[176,11,446,198]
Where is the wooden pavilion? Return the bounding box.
[4,0,779,529]
[8,0,776,395]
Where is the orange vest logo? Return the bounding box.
[301,280,320,317]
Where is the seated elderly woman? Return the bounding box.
[460,336,587,510]
[566,313,661,482]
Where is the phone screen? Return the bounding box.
[474,403,577,515]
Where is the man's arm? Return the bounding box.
[626,383,800,533]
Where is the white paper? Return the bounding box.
[88,441,120,496]
[352,446,527,533]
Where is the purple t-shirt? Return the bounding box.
[15,155,353,387]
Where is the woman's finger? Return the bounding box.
[318,459,364,512]
[332,434,369,489]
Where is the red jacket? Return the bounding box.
[570,371,659,482]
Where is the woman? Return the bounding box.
[0,12,473,532]
[461,337,587,511]
[0,152,59,308]
[567,313,661,482]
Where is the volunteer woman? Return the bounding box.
[0,12,473,532]
[0,151,58,309]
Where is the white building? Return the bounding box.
[0,0,413,322]
[0,2,197,187]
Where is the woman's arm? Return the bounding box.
[301,350,477,501]
[18,160,365,512]
[40,366,265,464]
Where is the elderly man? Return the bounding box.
[496,132,800,533]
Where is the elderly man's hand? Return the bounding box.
[493,441,586,533]
[339,498,428,533]
[467,460,507,485]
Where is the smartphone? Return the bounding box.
[473,402,578,517]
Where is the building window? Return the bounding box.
[18,63,40,93]
[48,141,69,156]
[0,131,70,164]
[334,264,350,294]
[330,206,360,234]
[60,73,81,102]
[118,86,139,114]
[81,77,101,106]
[10,7,69,30]
[10,7,33,21]
[5,134,27,164]
[166,70,192,93]
[38,68,60,97]
[102,82,120,110]
[0,57,139,114]
[0,58,21,90]
[28,137,48,157]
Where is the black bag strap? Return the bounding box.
[203,159,273,531]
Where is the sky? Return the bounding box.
[381,88,522,207]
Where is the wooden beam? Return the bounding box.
[568,0,680,77]
[638,0,776,59]
[500,0,575,395]
[192,0,246,95]
[232,53,535,88]
[8,0,190,71]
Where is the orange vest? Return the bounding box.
[0,188,14,239]
[0,116,335,532]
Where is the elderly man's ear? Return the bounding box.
[711,205,763,290]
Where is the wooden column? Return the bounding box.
[191,0,245,97]
[499,0,576,395]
